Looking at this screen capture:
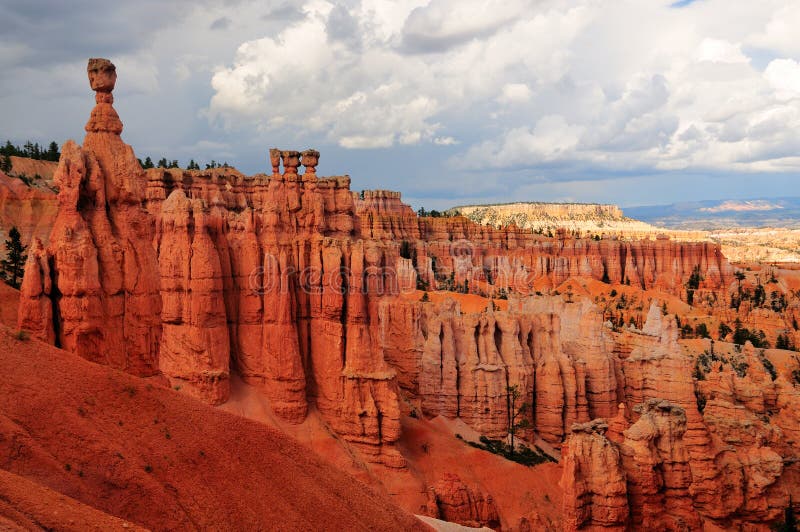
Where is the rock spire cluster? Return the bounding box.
[16,59,800,529]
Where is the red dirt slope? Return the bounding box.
[0,282,18,326]
[0,468,145,531]
[0,322,426,531]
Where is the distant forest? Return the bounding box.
[0,139,230,174]
[1,140,61,162]
[137,157,230,171]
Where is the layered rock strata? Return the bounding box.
[17,60,800,527]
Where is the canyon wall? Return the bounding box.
[381,292,799,529]
[0,171,57,246]
[16,59,800,529]
[452,201,707,241]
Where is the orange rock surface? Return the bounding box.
[10,58,800,530]
[0,322,425,530]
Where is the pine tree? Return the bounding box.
[506,385,530,457]
[1,227,27,289]
[143,156,154,169]
[0,153,11,173]
[46,141,60,161]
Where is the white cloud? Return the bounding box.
[204,0,800,178]
[764,59,800,98]
[497,83,532,104]
[695,38,748,64]
[747,3,800,56]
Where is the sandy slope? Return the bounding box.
[0,286,425,531]
[0,468,145,531]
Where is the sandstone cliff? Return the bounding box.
[452,201,707,241]
[16,59,800,529]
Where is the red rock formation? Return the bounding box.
[560,419,628,531]
[16,59,800,527]
[0,171,57,247]
[423,473,500,529]
[20,59,161,376]
[158,191,230,404]
[620,399,701,530]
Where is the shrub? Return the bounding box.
[465,435,556,466]
[760,353,777,381]
[733,326,769,348]
[776,334,795,351]
[695,390,707,413]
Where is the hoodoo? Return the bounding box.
[14,59,800,529]
[19,58,162,376]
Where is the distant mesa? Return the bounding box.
[699,199,784,213]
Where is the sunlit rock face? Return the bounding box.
[18,60,800,524]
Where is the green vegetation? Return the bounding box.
[776,334,797,351]
[506,385,529,457]
[1,227,27,289]
[137,157,230,170]
[770,291,787,312]
[416,207,458,218]
[772,498,797,532]
[759,352,777,381]
[694,346,749,380]
[685,265,703,306]
[733,322,769,348]
[464,435,555,466]
[695,389,707,413]
[1,140,60,161]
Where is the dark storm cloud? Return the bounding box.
[260,3,305,22]
[0,0,207,68]
[210,16,232,30]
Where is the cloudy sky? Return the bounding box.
[1,0,799,209]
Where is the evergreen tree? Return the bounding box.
[45,141,60,161]
[775,498,797,532]
[142,156,154,169]
[0,154,11,173]
[506,385,530,458]
[1,227,27,289]
[157,158,169,168]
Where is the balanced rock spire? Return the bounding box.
[85,58,123,134]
